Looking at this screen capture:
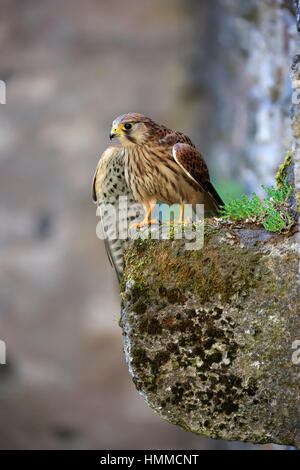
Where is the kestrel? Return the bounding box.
[92,145,141,281]
[109,113,224,226]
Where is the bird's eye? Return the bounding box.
[123,123,132,131]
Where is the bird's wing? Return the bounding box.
[98,204,124,284]
[92,160,101,203]
[92,145,142,282]
[172,142,224,212]
[158,130,195,147]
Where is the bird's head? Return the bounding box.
[109,113,158,146]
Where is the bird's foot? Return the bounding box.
[168,217,192,225]
[130,218,159,229]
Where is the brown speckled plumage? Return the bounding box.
[92,145,141,281]
[110,112,224,214]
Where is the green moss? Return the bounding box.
[123,229,270,309]
[122,234,287,429]
[275,149,292,189]
[121,215,298,445]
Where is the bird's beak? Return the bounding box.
[110,126,121,140]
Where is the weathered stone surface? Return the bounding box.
[291,49,300,234]
[121,223,300,447]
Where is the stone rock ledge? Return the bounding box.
[121,224,299,447]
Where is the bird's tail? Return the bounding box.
[202,181,224,216]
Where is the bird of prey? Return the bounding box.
[109,113,224,227]
[92,145,142,281]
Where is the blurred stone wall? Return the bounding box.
[185,0,297,194]
[0,0,295,450]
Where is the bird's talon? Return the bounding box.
[147,218,159,226]
[130,218,159,229]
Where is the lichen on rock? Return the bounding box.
[120,223,300,447]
